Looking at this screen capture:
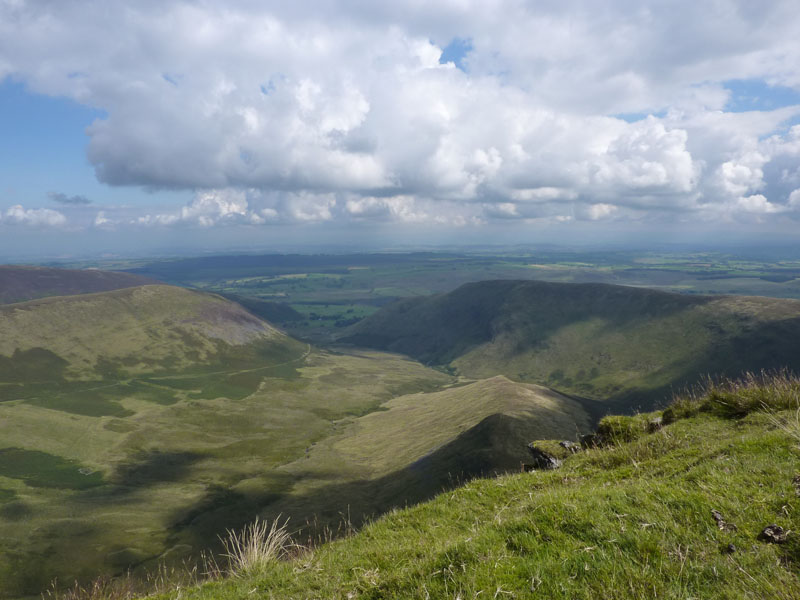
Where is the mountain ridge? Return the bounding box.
[0,284,305,391]
[96,372,800,600]
[0,265,157,304]
[341,279,800,409]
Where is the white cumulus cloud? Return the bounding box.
[1,1,800,230]
[2,205,67,227]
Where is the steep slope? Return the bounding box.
[136,376,590,568]
[6,284,594,598]
[0,285,303,388]
[149,375,800,600]
[342,280,800,408]
[255,376,591,526]
[294,376,588,478]
[0,265,156,304]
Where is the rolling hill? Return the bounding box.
[341,279,800,409]
[0,276,590,598]
[0,284,306,388]
[291,376,587,479]
[0,265,156,304]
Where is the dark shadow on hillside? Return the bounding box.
[602,315,800,415]
[111,450,205,487]
[40,414,552,592]
[157,412,574,565]
[0,347,68,385]
[340,280,714,365]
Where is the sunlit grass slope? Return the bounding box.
[343,280,800,408]
[156,373,800,600]
[0,282,585,598]
[268,376,589,528]
[292,376,588,478]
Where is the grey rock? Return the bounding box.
[526,443,562,470]
[711,509,737,532]
[758,524,789,544]
[559,440,580,454]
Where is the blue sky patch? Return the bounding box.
[724,79,800,112]
[612,111,666,123]
[439,38,473,72]
[0,79,189,210]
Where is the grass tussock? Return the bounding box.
[220,516,295,577]
[665,369,800,421]
[596,412,658,444]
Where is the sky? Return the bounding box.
[2,0,800,259]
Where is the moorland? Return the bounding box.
[2,247,800,598]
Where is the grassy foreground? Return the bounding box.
[126,372,800,600]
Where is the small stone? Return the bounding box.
[758,524,789,544]
[722,543,736,554]
[711,509,737,532]
[559,440,580,454]
[647,416,664,433]
[526,443,562,470]
[793,474,800,497]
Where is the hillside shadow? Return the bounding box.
[342,280,714,365]
[602,314,800,414]
[155,412,567,564]
[110,450,205,487]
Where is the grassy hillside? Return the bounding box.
[257,376,590,528]
[0,284,591,598]
[0,342,461,598]
[292,376,587,477]
[134,373,800,600]
[0,266,156,304]
[342,280,800,409]
[215,293,304,325]
[0,285,302,389]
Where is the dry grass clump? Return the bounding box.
[220,516,295,577]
